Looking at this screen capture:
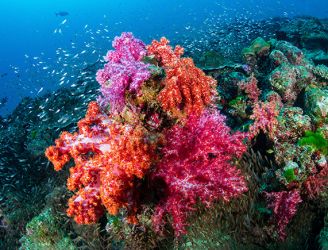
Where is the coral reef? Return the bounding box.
[2,16,328,249]
[205,33,328,243]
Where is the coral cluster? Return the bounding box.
[44,32,327,245]
[227,37,328,240]
[205,35,328,242]
[45,32,247,237]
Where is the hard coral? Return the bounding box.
[45,101,154,224]
[151,110,248,236]
[268,40,314,105]
[147,37,217,117]
[96,32,151,112]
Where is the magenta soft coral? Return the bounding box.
[151,110,248,236]
[96,32,151,112]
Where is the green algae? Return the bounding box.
[298,130,328,155]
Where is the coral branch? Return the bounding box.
[248,95,281,140]
[238,74,261,102]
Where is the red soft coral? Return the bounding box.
[45,102,154,224]
[99,124,155,220]
[264,190,302,240]
[147,37,217,117]
[151,110,248,236]
[67,185,103,224]
[303,163,328,199]
[45,102,109,172]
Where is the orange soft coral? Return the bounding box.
[100,123,154,219]
[45,102,154,224]
[147,37,217,117]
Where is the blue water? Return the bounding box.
[0,0,327,116]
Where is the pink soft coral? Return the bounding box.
[303,163,328,199]
[249,94,282,140]
[264,190,302,240]
[96,32,151,112]
[238,74,261,102]
[151,110,248,236]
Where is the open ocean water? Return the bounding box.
[0,0,328,249]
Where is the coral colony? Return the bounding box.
[46,32,328,240]
[45,32,248,236]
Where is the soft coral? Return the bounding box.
[147,37,217,118]
[151,110,248,236]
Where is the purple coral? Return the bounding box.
[96,32,151,112]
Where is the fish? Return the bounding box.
[266,149,274,154]
[37,87,44,94]
[60,19,67,25]
[55,11,69,17]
